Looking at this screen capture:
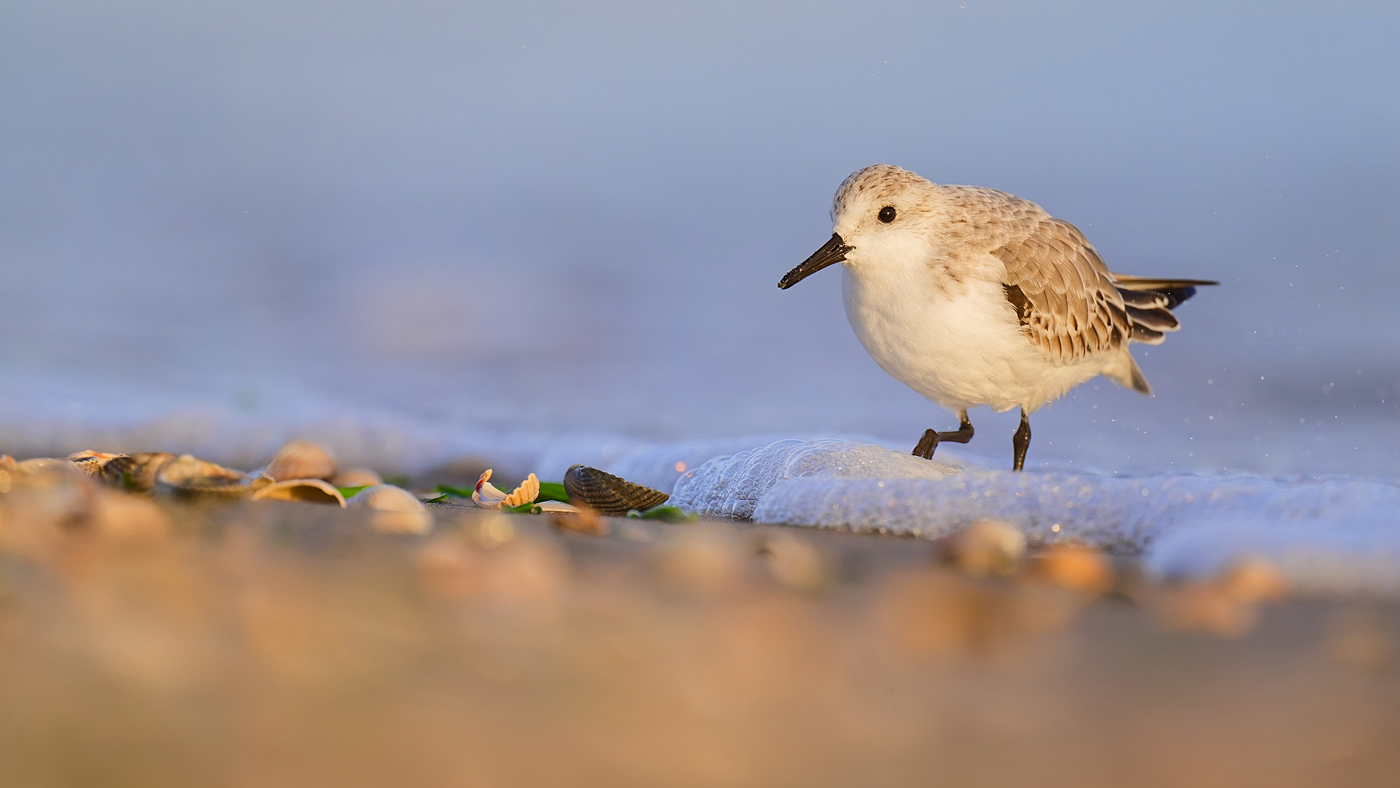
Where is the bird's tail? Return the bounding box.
[1110,274,1218,346]
[1112,274,1218,308]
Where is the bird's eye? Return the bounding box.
[878,206,897,223]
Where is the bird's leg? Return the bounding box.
[1012,408,1031,472]
[939,411,974,444]
[912,411,974,460]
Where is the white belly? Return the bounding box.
[842,266,1100,413]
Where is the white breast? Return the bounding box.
[841,258,1100,413]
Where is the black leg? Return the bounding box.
[940,411,974,444]
[912,411,974,461]
[1012,408,1031,471]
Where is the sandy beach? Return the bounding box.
[1,460,1397,787]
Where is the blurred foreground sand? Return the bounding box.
[0,468,1397,788]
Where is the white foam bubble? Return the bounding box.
[673,439,1400,595]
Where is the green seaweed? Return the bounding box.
[536,481,570,504]
[627,506,696,523]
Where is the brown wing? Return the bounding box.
[991,217,1131,364]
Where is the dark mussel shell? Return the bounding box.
[100,452,177,493]
[66,450,125,477]
[562,465,669,516]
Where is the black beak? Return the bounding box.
[778,233,852,290]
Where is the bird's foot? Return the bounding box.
[912,429,939,460]
[913,413,975,461]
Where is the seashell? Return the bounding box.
[100,453,176,493]
[66,450,126,477]
[471,469,540,510]
[472,469,508,508]
[562,465,669,515]
[331,467,382,488]
[347,484,432,534]
[154,454,253,497]
[501,473,539,508]
[251,478,346,507]
[934,519,1026,578]
[261,440,337,482]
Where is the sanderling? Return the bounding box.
[779,164,1214,471]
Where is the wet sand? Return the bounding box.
[0,483,1397,787]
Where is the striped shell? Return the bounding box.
[67,450,126,477]
[100,453,177,493]
[562,465,668,515]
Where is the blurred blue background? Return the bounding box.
[1,1,1397,476]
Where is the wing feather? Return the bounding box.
[991,217,1131,365]
[939,185,1210,370]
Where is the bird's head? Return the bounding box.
[778,164,939,289]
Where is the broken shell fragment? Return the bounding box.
[562,465,668,516]
[501,473,539,508]
[472,469,541,510]
[472,469,507,508]
[348,484,432,534]
[251,478,346,507]
[154,454,253,497]
[262,440,337,482]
